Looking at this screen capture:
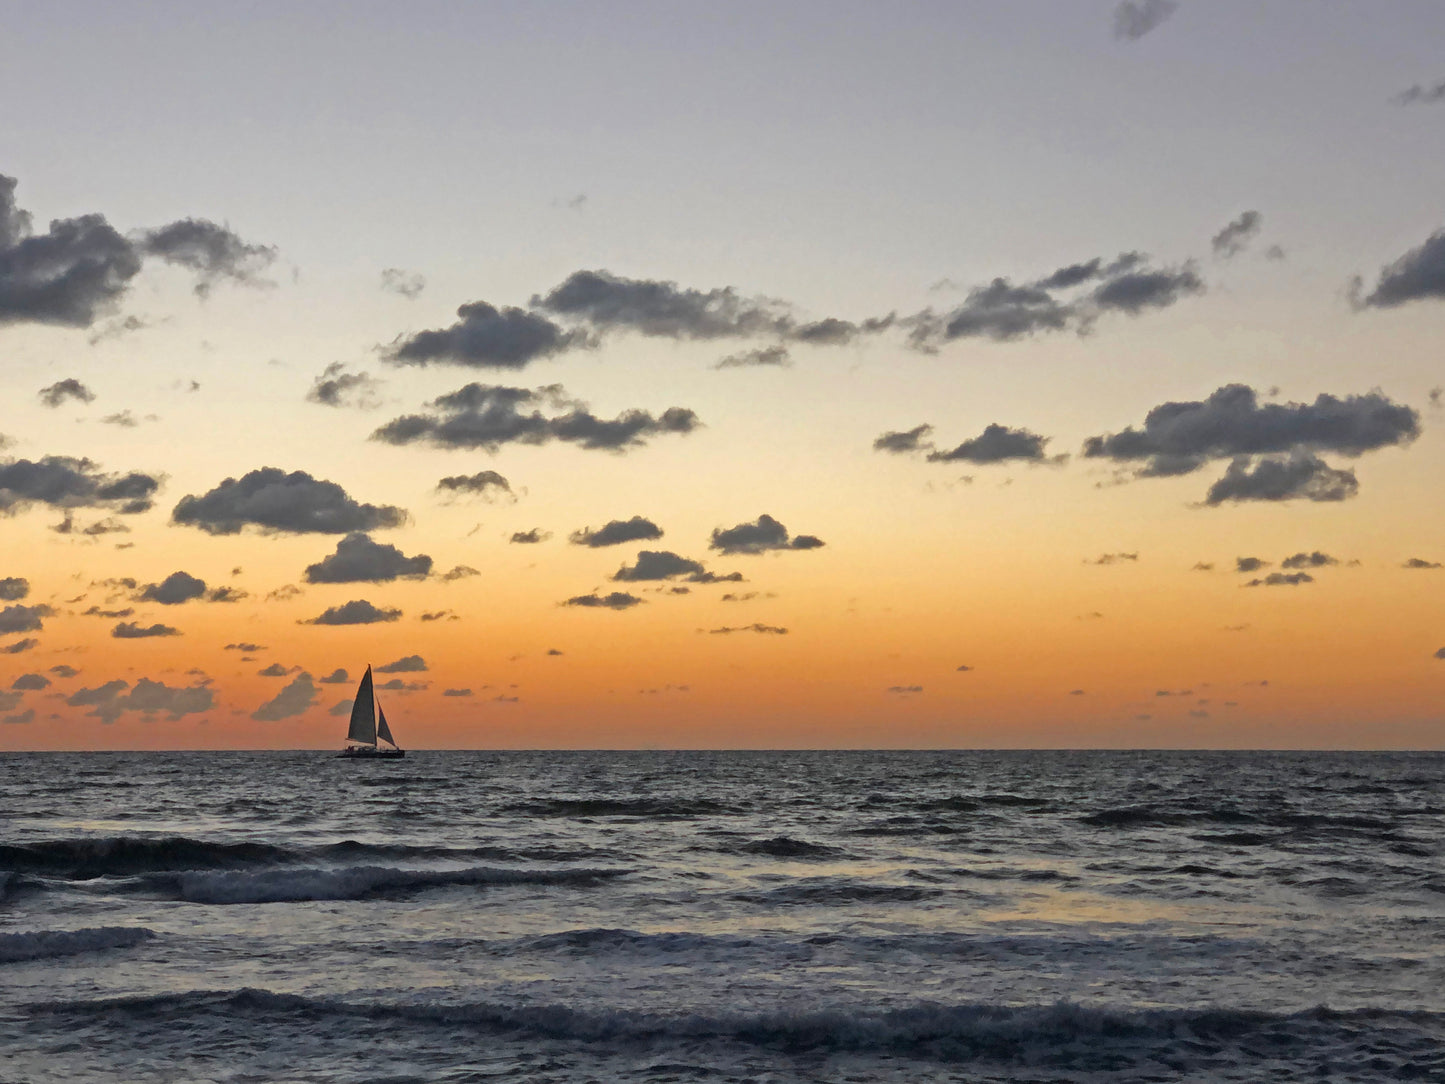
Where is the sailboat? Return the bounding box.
[337,665,405,758]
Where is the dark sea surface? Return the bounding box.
[1,750,1442,1083]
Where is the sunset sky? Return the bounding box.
[2,1,1444,749]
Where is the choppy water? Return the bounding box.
[1,750,1442,1082]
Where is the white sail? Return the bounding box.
[345,666,376,745]
[376,703,395,748]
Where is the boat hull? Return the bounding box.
[337,746,406,759]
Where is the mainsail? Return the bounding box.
[346,666,376,745]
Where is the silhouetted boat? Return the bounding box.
[337,665,405,758]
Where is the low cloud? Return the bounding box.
[225,642,265,652]
[571,516,664,548]
[302,599,402,626]
[443,688,472,697]
[252,672,319,721]
[1235,557,1269,573]
[112,621,181,638]
[307,363,381,409]
[1280,551,1338,570]
[927,424,1052,464]
[708,623,788,635]
[50,664,79,677]
[377,654,427,673]
[1394,80,1445,107]
[38,379,95,408]
[258,663,295,677]
[873,424,934,455]
[0,455,160,517]
[1113,0,1177,40]
[1204,452,1358,504]
[173,468,407,535]
[436,470,513,501]
[709,514,825,555]
[1087,552,1139,566]
[611,550,729,582]
[1,638,37,654]
[0,172,275,328]
[12,672,49,690]
[1353,229,1445,309]
[380,268,425,299]
[1403,557,1442,569]
[510,528,551,544]
[1243,572,1314,588]
[387,300,589,369]
[67,676,212,723]
[1212,211,1262,259]
[372,382,700,454]
[317,668,349,684]
[0,577,28,600]
[886,685,923,694]
[0,603,52,635]
[715,345,791,369]
[137,571,207,605]
[562,591,644,610]
[303,532,432,583]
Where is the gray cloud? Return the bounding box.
[225,642,265,652]
[0,577,28,600]
[12,672,49,690]
[252,672,319,722]
[715,345,791,369]
[1090,266,1204,315]
[372,382,700,454]
[67,676,212,723]
[1235,557,1270,573]
[302,599,402,626]
[387,301,588,369]
[377,678,427,692]
[886,685,923,694]
[926,423,1051,464]
[533,269,791,341]
[570,515,663,548]
[303,532,432,584]
[1211,212,1262,259]
[1,638,37,654]
[1087,552,1139,565]
[0,603,52,635]
[873,424,934,455]
[1204,452,1358,505]
[318,668,349,684]
[328,699,352,716]
[307,363,381,409]
[709,514,824,556]
[612,550,706,582]
[112,621,180,638]
[137,571,207,605]
[562,591,644,610]
[436,470,513,501]
[4,708,34,725]
[510,528,551,544]
[1403,557,1442,569]
[441,565,479,581]
[1354,229,1445,309]
[443,688,472,697]
[50,664,79,677]
[258,663,294,677]
[708,623,788,635]
[1243,572,1314,588]
[1394,80,1445,106]
[380,268,425,299]
[0,173,273,328]
[377,654,427,673]
[1436,647,1445,660]
[173,468,407,536]
[1113,0,1178,40]
[0,455,160,517]
[38,378,96,408]
[140,218,276,297]
[1280,551,1339,570]
[1083,384,1417,498]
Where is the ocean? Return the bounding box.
[0,750,1441,1082]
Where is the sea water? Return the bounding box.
[0,750,1441,1082]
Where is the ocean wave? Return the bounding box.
[0,835,622,880]
[28,988,1445,1070]
[731,878,945,905]
[734,836,843,859]
[498,797,740,818]
[0,926,155,964]
[144,865,631,905]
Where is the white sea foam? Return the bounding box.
[171,864,627,904]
